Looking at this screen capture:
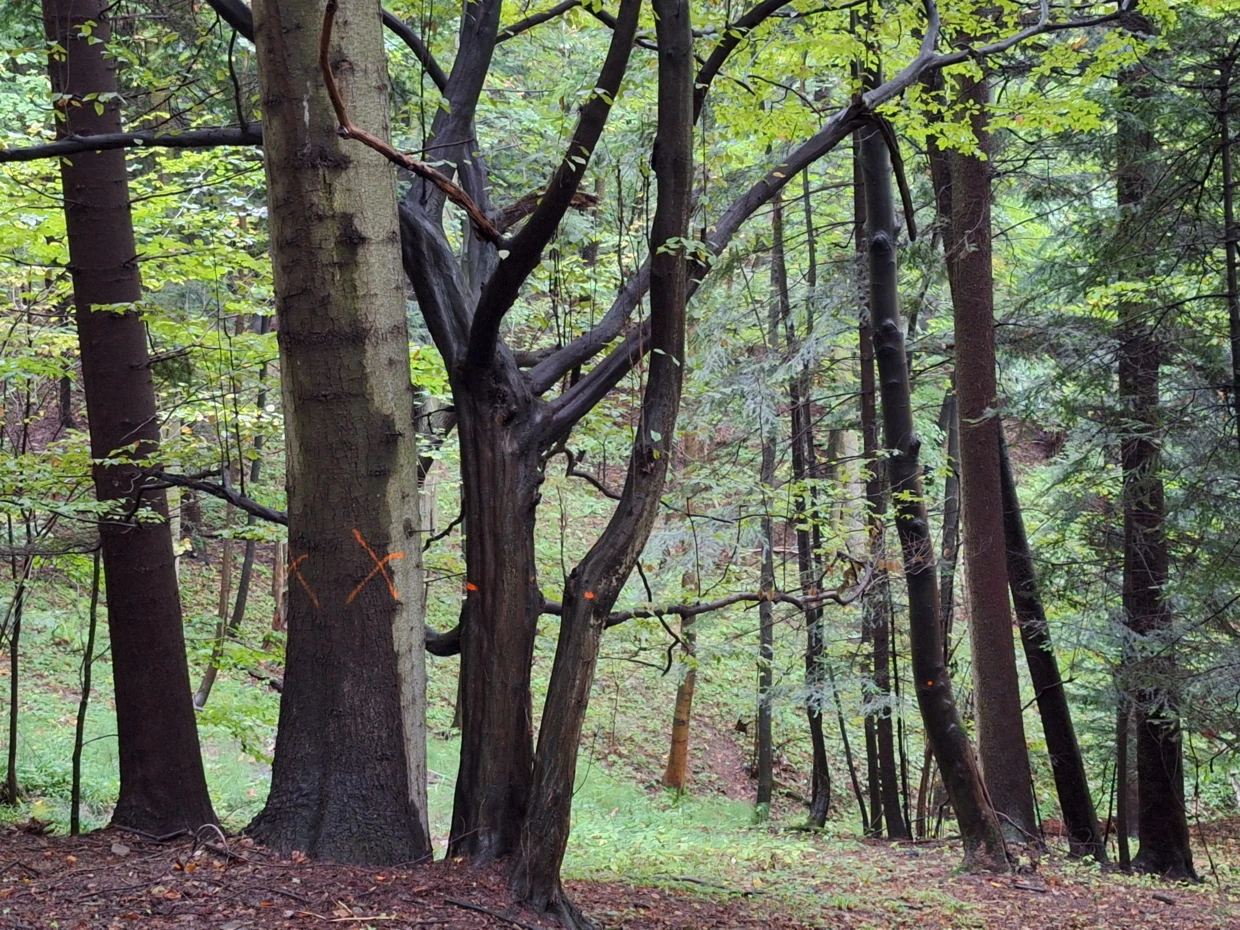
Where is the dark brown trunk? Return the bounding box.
[1115,699,1132,869]
[944,72,1036,843]
[786,187,831,827]
[859,121,1008,870]
[856,139,884,838]
[756,435,776,819]
[247,0,429,864]
[71,551,102,835]
[938,391,961,655]
[1116,54,1197,883]
[449,399,542,861]
[510,0,691,914]
[1221,55,1240,454]
[998,432,1106,860]
[42,0,216,834]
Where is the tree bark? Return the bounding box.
[247,0,429,864]
[661,615,697,792]
[859,121,1008,870]
[944,71,1037,842]
[998,432,1106,860]
[509,0,692,915]
[42,0,216,834]
[1115,50,1197,883]
[1220,53,1240,455]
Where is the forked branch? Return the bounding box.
[320,0,502,244]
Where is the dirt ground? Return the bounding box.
[0,822,1235,930]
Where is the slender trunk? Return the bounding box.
[511,1,692,914]
[938,391,961,654]
[71,551,102,835]
[195,502,234,709]
[828,659,868,832]
[756,432,776,819]
[1221,56,1239,454]
[1116,53,1196,882]
[661,616,696,792]
[855,137,885,838]
[4,584,22,804]
[42,0,215,834]
[999,432,1105,859]
[859,121,1008,870]
[945,71,1037,842]
[1115,699,1132,870]
[248,0,429,863]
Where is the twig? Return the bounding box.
[320,1,501,244]
[444,898,544,930]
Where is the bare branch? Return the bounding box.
[320,0,502,244]
[0,127,261,163]
[467,0,642,371]
[498,189,600,233]
[382,10,449,92]
[150,471,287,525]
[497,0,582,42]
[542,320,651,442]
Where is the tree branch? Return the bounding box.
[382,10,450,92]
[150,471,287,525]
[467,0,641,371]
[542,320,651,441]
[399,201,475,368]
[693,0,798,121]
[0,127,262,163]
[498,189,600,233]
[497,0,582,42]
[320,0,502,244]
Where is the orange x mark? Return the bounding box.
[288,553,320,608]
[347,528,404,604]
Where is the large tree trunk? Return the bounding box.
[42,0,216,835]
[509,0,692,916]
[998,433,1105,860]
[1221,53,1240,455]
[858,121,1008,870]
[247,0,429,864]
[1115,49,1197,883]
[944,72,1037,842]
[449,397,543,861]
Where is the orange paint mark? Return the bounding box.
[347,528,404,604]
[584,591,596,600]
[288,554,320,609]
[925,680,934,687]
[465,582,478,592]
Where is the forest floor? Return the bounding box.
[1,821,1236,930]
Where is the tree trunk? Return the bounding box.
[756,432,776,820]
[510,0,691,915]
[945,71,1037,843]
[195,502,235,709]
[1115,698,1132,869]
[661,615,697,792]
[1221,54,1240,455]
[449,402,543,861]
[859,121,1008,870]
[1116,52,1197,883]
[998,432,1105,859]
[42,0,216,834]
[247,0,429,864]
[794,176,832,827]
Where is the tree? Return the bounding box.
[859,115,1008,869]
[941,67,1038,842]
[1114,32,1196,881]
[41,0,216,835]
[998,432,1106,860]
[244,0,430,864]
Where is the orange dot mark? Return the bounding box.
[925,680,934,687]
[465,582,478,592]
[584,591,596,600]
[288,553,320,609]
[347,528,404,604]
